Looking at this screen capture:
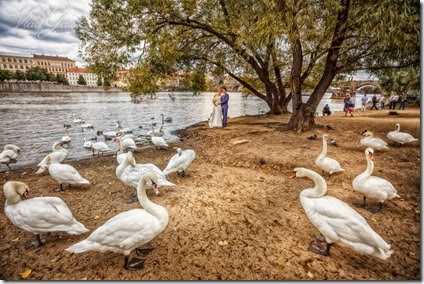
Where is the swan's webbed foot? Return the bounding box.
[354,203,366,208]
[178,170,185,177]
[124,255,146,270]
[368,202,383,214]
[308,242,332,256]
[26,234,46,249]
[127,195,139,203]
[54,184,64,192]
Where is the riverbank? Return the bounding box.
[0,81,124,93]
[0,108,420,280]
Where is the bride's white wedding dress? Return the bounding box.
[209,95,223,128]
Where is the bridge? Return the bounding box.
[333,80,384,95]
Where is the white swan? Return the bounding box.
[47,154,90,191]
[352,148,400,213]
[83,138,93,148]
[80,123,94,130]
[290,167,393,260]
[0,144,20,170]
[116,121,133,133]
[91,142,111,156]
[103,130,117,139]
[151,136,168,149]
[116,133,137,151]
[114,137,128,164]
[66,172,168,270]
[315,134,345,177]
[61,127,71,144]
[387,123,418,145]
[116,151,175,200]
[361,131,388,150]
[36,141,68,174]
[73,116,84,124]
[4,181,88,248]
[146,124,164,137]
[161,114,172,123]
[163,148,196,177]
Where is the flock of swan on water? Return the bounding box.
[0,119,418,271]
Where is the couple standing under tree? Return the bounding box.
[209,86,229,128]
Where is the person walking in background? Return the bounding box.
[322,104,332,116]
[361,94,368,111]
[398,93,407,110]
[379,95,387,109]
[389,92,399,109]
[370,94,379,110]
[345,99,355,117]
[220,86,229,127]
[343,94,351,112]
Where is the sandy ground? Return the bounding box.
[0,107,420,280]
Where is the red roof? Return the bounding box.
[68,67,93,73]
[33,54,75,62]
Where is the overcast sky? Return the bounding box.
[0,0,90,66]
[0,0,374,80]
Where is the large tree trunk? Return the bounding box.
[285,0,351,131]
[286,103,317,132]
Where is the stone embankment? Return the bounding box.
[0,81,123,93]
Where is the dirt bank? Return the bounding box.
[0,108,420,280]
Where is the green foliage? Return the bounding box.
[127,66,160,98]
[77,74,87,85]
[76,0,419,126]
[0,70,14,81]
[56,74,69,85]
[180,71,206,95]
[375,66,419,94]
[25,67,51,81]
[14,70,26,81]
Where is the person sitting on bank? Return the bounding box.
[322,104,332,116]
[345,99,355,117]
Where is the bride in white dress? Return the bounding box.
[208,92,223,128]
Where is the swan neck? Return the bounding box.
[320,138,327,157]
[52,142,61,151]
[137,179,168,228]
[365,153,374,176]
[116,158,130,177]
[301,171,327,198]
[4,184,22,205]
[118,139,124,154]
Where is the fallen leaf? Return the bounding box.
[93,215,100,219]
[12,237,19,242]
[277,263,285,270]
[81,277,88,280]
[20,269,32,279]
[307,271,314,278]
[370,218,377,222]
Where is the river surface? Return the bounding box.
[0,91,359,170]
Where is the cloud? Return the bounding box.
[0,0,90,66]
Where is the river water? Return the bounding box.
[0,91,356,170]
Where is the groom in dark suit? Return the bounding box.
[220,86,229,127]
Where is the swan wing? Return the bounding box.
[303,196,391,258]
[49,164,89,184]
[163,150,196,174]
[68,209,161,253]
[5,197,87,234]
